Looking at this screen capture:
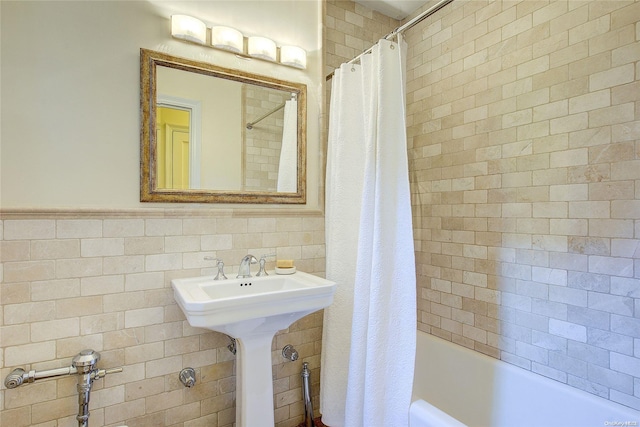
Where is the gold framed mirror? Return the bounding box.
[140,48,306,204]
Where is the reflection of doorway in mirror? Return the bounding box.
[157,95,202,189]
[157,107,190,189]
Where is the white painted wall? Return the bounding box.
[0,0,322,209]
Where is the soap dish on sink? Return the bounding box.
[275,266,296,275]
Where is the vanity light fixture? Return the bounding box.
[171,15,207,45]
[169,15,306,70]
[280,45,307,69]
[247,36,277,62]
[211,26,244,53]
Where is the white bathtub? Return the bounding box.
[411,331,640,427]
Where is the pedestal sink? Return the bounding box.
[171,270,337,427]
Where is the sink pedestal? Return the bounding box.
[235,333,276,427]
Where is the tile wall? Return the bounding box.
[406,0,640,410]
[0,211,325,427]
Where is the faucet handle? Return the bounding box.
[205,256,227,280]
[257,253,276,276]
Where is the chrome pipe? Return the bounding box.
[301,362,316,427]
[4,349,122,427]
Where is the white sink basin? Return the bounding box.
[172,270,336,336]
[171,270,336,427]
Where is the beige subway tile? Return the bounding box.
[124,342,164,364]
[124,307,164,329]
[589,141,635,163]
[56,296,102,318]
[103,219,144,237]
[612,40,640,66]
[80,274,124,296]
[550,3,589,34]
[0,407,32,427]
[569,127,611,148]
[549,149,588,170]
[611,1,640,29]
[533,1,567,26]
[589,103,636,128]
[145,218,182,236]
[611,160,640,180]
[56,334,103,358]
[30,317,78,342]
[531,137,568,157]
[533,202,568,218]
[589,181,635,201]
[0,323,30,347]
[4,340,56,366]
[124,236,164,255]
[549,184,588,201]
[81,238,124,257]
[0,241,30,262]
[3,260,55,283]
[590,64,635,92]
[569,14,610,46]
[103,398,146,424]
[589,255,634,277]
[589,24,636,56]
[123,271,164,292]
[611,239,640,258]
[145,355,183,379]
[4,300,55,325]
[533,100,568,122]
[569,89,610,114]
[56,220,102,238]
[4,378,57,409]
[1,282,30,304]
[550,113,588,135]
[533,65,569,92]
[569,201,611,218]
[567,164,611,184]
[613,118,640,144]
[200,234,233,251]
[589,219,634,238]
[551,76,589,101]
[56,258,102,279]
[4,220,56,240]
[532,234,568,252]
[31,239,80,260]
[102,327,144,349]
[144,253,181,272]
[550,219,588,236]
[183,218,217,235]
[80,312,123,334]
[532,168,567,186]
[31,395,77,424]
[164,235,200,253]
[611,200,640,219]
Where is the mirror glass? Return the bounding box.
[141,49,306,204]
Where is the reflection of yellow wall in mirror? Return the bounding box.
[157,66,242,191]
[157,106,190,189]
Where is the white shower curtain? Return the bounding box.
[277,99,297,192]
[321,36,416,427]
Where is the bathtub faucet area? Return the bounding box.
[4,349,122,427]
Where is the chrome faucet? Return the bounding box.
[237,254,258,278]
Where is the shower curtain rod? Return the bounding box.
[246,103,285,130]
[325,0,454,81]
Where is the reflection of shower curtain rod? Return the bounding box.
[325,0,453,80]
[246,103,285,130]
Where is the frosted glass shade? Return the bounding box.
[247,36,277,61]
[280,45,307,69]
[171,15,207,44]
[211,26,244,53]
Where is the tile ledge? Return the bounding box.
[0,207,325,219]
